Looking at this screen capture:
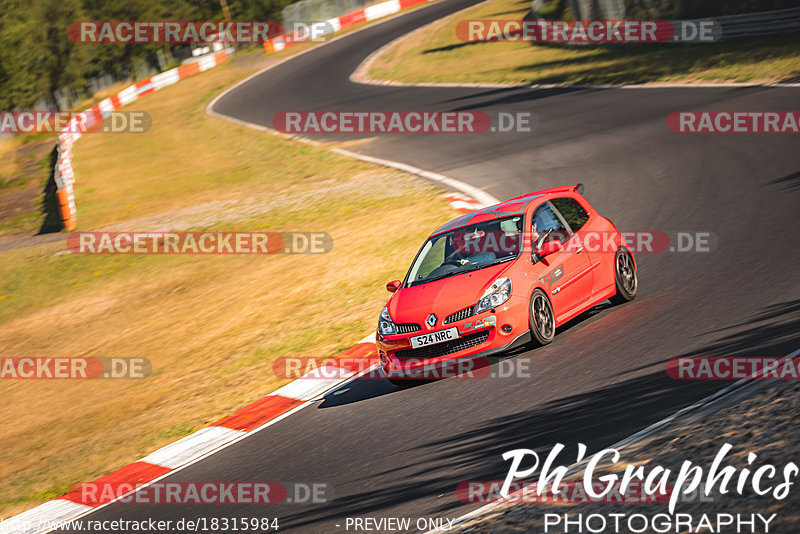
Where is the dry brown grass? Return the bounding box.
[0,46,455,515]
[367,0,800,85]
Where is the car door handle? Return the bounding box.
[575,246,584,254]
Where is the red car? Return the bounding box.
[377,184,637,385]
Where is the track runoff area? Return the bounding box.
[5,0,800,533]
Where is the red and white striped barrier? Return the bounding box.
[53,50,233,231]
[0,183,488,532]
[445,192,484,214]
[263,0,431,54]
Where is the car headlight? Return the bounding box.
[475,278,511,314]
[378,306,397,335]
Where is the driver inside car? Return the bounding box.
[532,206,568,249]
[449,227,497,265]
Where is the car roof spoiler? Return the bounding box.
[507,183,584,202]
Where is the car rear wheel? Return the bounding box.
[609,247,638,304]
[529,289,555,346]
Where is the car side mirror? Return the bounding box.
[386,280,401,293]
[537,240,563,257]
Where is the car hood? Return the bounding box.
[388,261,515,325]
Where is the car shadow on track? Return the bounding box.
[318,341,534,408]
[615,298,800,378]
[278,300,799,533]
[442,86,602,111]
[278,368,726,533]
[769,170,800,192]
[318,300,621,409]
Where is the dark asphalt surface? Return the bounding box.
[65,0,800,532]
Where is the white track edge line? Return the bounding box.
[349,0,800,90]
[206,0,443,119]
[41,361,382,533]
[350,0,493,86]
[430,347,800,533]
[206,1,500,207]
[29,340,378,532]
[209,6,800,531]
[10,5,478,530]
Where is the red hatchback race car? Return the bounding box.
[376,184,637,385]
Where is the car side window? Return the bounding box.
[550,197,589,232]
[532,203,570,247]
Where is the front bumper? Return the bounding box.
[376,295,530,378]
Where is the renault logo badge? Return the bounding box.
[427,314,437,327]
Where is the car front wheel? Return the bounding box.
[609,247,638,304]
[529,289,555,346]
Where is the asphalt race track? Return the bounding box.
[65,0,800,531]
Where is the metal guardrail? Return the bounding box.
[282,0,375,29]
[542,3,800,42]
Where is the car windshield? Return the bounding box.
[406,215,524,286]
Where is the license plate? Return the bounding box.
[410,327,459,349]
